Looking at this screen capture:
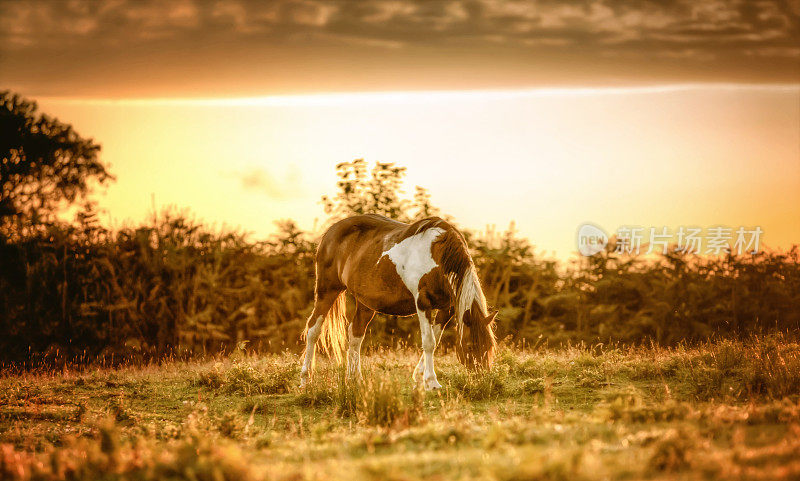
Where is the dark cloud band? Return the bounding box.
[2,0,798,95]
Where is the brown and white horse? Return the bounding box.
[300,214,497,390]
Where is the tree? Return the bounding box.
[321,159,439,224]
[0,91,113,237]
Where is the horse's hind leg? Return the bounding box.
[347,300,375,379]
[300,287,344,387]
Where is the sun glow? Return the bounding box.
[37,83,800,259]
[41,83,800,106]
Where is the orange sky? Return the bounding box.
[3,1,799,258]
[35,84,800,258]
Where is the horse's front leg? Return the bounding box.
[413,321,442,381]
[417,308,442,390]
[414,307,451,381]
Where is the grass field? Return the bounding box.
[2,336,800,480]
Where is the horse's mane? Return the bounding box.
[430,224,496,367]
[431,224,488,322]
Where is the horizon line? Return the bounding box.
[37,82,800,107]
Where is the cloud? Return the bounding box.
[3,0,797,55]
[236,167,303,199]
[1,0,798,94]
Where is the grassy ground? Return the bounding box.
[2,336,800,480]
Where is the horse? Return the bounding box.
[299,214,497,390]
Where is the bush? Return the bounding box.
[196,358,297,396]
[0,422,262,481]
[300,368,424,428]
[361,374,423,428]
[442,364,511,401]
[676,334,800,401]
[648,429,696,472]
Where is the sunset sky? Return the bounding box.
[2,0,799,258]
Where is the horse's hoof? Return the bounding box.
[425,379,443,391]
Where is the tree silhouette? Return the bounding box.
[0,91,113,237]
[320,159,439,223]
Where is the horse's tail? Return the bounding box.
[302,291,348,365]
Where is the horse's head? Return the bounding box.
[456,308,498,370]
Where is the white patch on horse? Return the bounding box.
[379,227,445,298]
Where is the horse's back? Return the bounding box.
[316,215,403,273]
[324,214,405,235]
[319,215,399,254]
[320,214,447,245]
[314,215,452,315]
